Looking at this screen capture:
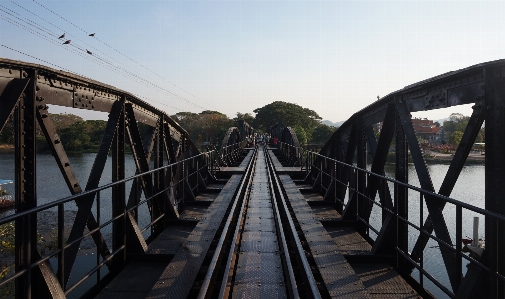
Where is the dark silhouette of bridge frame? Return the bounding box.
[1,57,505,298]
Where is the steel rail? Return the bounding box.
[264,149,300,299]
[265,150,322,299]
[197,148,257,299]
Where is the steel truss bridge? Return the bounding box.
[0,58,504,298]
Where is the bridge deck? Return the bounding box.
[95,149,420,299]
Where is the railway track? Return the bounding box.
[197,147,327,299]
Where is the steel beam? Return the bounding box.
[62,100,124,287]
[364,104,395,221]
[484,75,505,298]
[394,99,408,273]
[111,99,126,272]
[0,78,29,132]
[341,122,358,221]
[411,101,485,263]
[397,100,460,290]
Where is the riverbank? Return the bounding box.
[423,150,485,164]
[0,144,13,152]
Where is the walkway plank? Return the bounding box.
[145,174,242,299]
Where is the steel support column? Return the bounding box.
[485,75,505,298]
[395,99,408,273]
[14,71,37,299]
[111,99,126,272]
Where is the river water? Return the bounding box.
[0,152,485,298]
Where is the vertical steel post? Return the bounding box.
[356,120,367,235]
[485,73,505,298]
[395,98,408,273]
[15,69,37,299]
[335,140,343,213]
[111,99,125,272]
[153,116,165,234]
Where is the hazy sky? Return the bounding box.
[1,0,504,122]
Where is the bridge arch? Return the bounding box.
[272,60,505,298]
[218,120,253,166]
[0,58,247,296]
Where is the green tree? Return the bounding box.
[443,113,469,135]
[233,112,255,126]
[253,101,322,135]
[310,124,336,144]
[171,111,233,147]
[59,121,91,151]
[293,125,307,145]
[449,131,464,146]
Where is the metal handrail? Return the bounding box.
[0,150,217,295]
[275,143,505,298]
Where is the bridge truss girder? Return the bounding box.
[0,58,214,297]
[301,61,505,298]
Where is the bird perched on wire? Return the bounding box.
[63,40,71,45]
[58,33,65,39]
[86,49,92,55]
[89,33,95,37]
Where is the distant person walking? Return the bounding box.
[273,137,278,148]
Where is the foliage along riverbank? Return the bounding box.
[0,101,338,152]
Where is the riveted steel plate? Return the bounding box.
[325,226,372,254]
[235,252,284,284]
[311,206,341,220]
[179,206,208,221]
[243,220,276,232]
[241,231,277,240]
[154,224,194,241]
[248,201,272,208]
[245,210,274,219]
[145,174,243,299]
[231,283,287,299]
[278,174,369,298]
[195,192,219,201]
[352,263,418,296]
[247,206,274,213]
[312,252,368,298]
[240,235,279,253]
[245,217,275,226]
[146,239,181,255]
[97,262,167,294]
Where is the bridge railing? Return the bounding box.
[0,150,216,297]
[303,150,505,298]
[277,141,305,169]
[217,141,248,167]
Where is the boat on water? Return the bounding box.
[0,179,14,209]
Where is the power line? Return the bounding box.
[0,18,189,112]
[0,7,207,110]
[0,44,185,114]
[10,1,136,71]
[32,0,218,111]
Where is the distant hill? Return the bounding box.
[321,120,344,128]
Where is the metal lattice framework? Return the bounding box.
[269,125,302,166]
[279,60,505,298]
[218,120,253,166]
[0,58,226,297]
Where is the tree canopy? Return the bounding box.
[253,101,322,135]
[172,111,233,147]
[0,101,336,151]
[443,113,484,146]
[311,124,337,144]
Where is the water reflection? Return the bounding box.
[0,153,486,298]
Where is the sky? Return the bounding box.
[1,0,504,123]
